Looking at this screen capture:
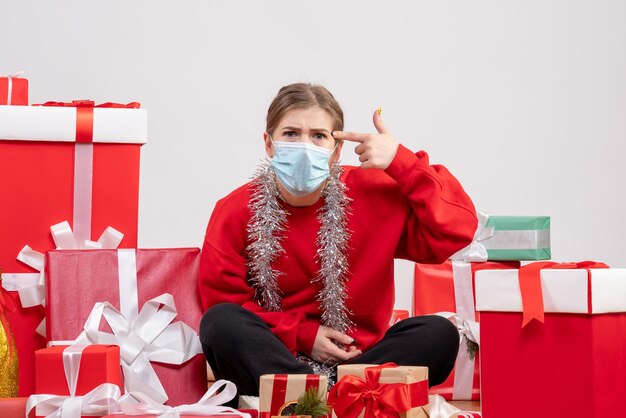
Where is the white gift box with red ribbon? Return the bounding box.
[475,264,626,418]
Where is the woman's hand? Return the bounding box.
[310,326,362,364]
[332,109,399,170]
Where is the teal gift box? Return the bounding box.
[452,212,551,261]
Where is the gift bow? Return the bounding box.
[37,100,141,108]
[519,261,610,327]
[118,380,251,418]
[328,363,429,418]
[437,313,479,347]
[1,221,123,336]
[451,211,494,262]
[73,293,203,404]
[0,71,25,78]
[26,345,122,418]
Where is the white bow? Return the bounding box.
[73,293,203,404]
[118,380,251,418]
[1,221,123,337]
[450,211,494,262]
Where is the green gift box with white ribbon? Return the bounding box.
[452,212,551,261]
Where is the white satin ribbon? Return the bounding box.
[0,221,123,337]
[427,394,480,418]
[73,143,93,246]
[451,211,494,262]
[26,345,122,418]
[118,380,251,418]
[72,292,203,404]
[437,261,480,400]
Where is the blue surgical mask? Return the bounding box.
[270,139,336,196]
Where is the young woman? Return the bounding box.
[198,83,478,398]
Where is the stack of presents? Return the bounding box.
[0,73,624,418]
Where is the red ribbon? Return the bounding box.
[0,283,17,361]
[519,261,609,327]
[328,363,429,418]
[33,100,141,143]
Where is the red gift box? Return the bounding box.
[0,102,146,396]
[475,263,626,418]
[0,74,28,105]
[35,345,122,394]
[31,345,122,418]
[45,248,206,407]
[413,260,519,401]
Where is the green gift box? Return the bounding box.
[452,212,551,261]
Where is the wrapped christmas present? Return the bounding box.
[0,72,28,105]
[451,212,550,261]
[329,363,429,418]
[45,248,206,406]
[27,344,122,418]
[0,100,146,395]
[259,374,328,418]
[476,261,626,418]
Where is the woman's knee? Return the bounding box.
[200,303,249,345]
[423,315,461,349]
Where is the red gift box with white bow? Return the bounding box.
[0,101,146,396]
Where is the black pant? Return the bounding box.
[200,303,459,398]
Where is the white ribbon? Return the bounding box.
[117,380,251,418]
[72,291,203,404]
[26,345,122,418]
[451,211,494,262]
[436,261,480,400]
[0,221,123,337]
[427,394,481,418]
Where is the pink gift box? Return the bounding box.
[45,248,207,406]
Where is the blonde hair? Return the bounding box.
[266,83,344,135]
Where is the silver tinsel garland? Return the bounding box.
[245,162,288,312]
[314,163,354,334]
[246,161,353,383]
[246,161,353,328]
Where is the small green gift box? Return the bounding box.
[452,212,550,261]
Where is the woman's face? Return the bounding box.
[264,106,343,162]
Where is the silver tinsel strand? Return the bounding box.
[246,162,288,312]
[314,163,354,334]
[246,161,353,383]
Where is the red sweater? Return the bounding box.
[198,145,477,356]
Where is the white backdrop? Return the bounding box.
[3,1,625,313]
